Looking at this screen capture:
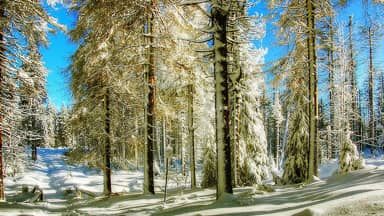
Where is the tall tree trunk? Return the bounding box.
[348,16,358,143]
[163,157,169,202]
[328,16,335,159]
[0,107,3,201]
[32,111,38,161]
[162,118,166,173]
[368,26,375,150]
[212,1,232,199]
[358,90,364,152]
[274,90,280,167]
[177,113,185,176]
[276,121,280,167]
[188,84,196,189]
[156,121,161,169]
[180,119,185,176]
[279,110,290,170]
[103,89,112,195]
[0,0,5,201]
[135,117,139,171]
[32,143,37,161]
[227,3,243,187]
[307,0,317,181]
[144,0,155,194]
[176,117,180,173]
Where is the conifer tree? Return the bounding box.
[270,0,333,183]
[0,0,61,201]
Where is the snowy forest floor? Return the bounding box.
[1,148,384,216]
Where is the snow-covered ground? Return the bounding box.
[1,148,384,216]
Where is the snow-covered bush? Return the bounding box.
[201,144,216,188]
[338,131,363,174]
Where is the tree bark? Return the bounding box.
[144,0,155,194]
[0,0,5,201]
[135,117,139,171]
[188,84,196,189]
[163,157,169,202]
[279,111,290,170]
[32,144,37,161]
[274,90,280,167]
[368,26,375,150]
[212,1,232,199]
[162,118,166,173]
[348,16,358,143]
[307,0,317,181]
[227,5,242,188]
[103,89,112,195]
[328,16,335,159]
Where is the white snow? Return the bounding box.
[318,159,339,179]
[1,148,384,215]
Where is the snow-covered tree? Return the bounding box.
[270,0,333,184]
[0,0,61,200]
[237,43,269,186]
[19,47,48,161]
[70,0,126,195]
[332,26,362,174]
[70,0,179,195]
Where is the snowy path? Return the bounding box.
[1,148,144,215]
[3,149,70,205]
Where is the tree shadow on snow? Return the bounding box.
[154,169,384,216]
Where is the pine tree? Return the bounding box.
[70,0,180,195]
[270,0,333,183]
[347,16,359,144]
[70,0,124,196]
[19,47,48,161]
[361,0,383,150]
[0,0,61,201]
[237,43,269,186]
[333,25,362,173]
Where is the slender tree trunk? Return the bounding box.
[188,84,196,189]
[135,117,139,171]
[279,111,290,170]
[307,0,317,181]
[154,120,160,169]
[32,143,37,161]
[176,117,180,173]
[144,1,155,194]
[0,0,6,201]
[348,16,358,143]
[121,108,126,161]
[181,121,185,176]
[232,109,238,186]
[162,118,166,173]
[328,16,336,159]
[163,157,169,202]
[368,26,375,150]
[212,1,232,199]
[177,113,185,175]
[0,51,4,202]
[274,90,280,167]
[103,89,112,195]
[276,122,280,167]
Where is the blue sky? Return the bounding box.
[41,2,77,109]
[41,1,382,109]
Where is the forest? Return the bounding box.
[0,0,384,215]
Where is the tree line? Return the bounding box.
[0,0,383,202]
